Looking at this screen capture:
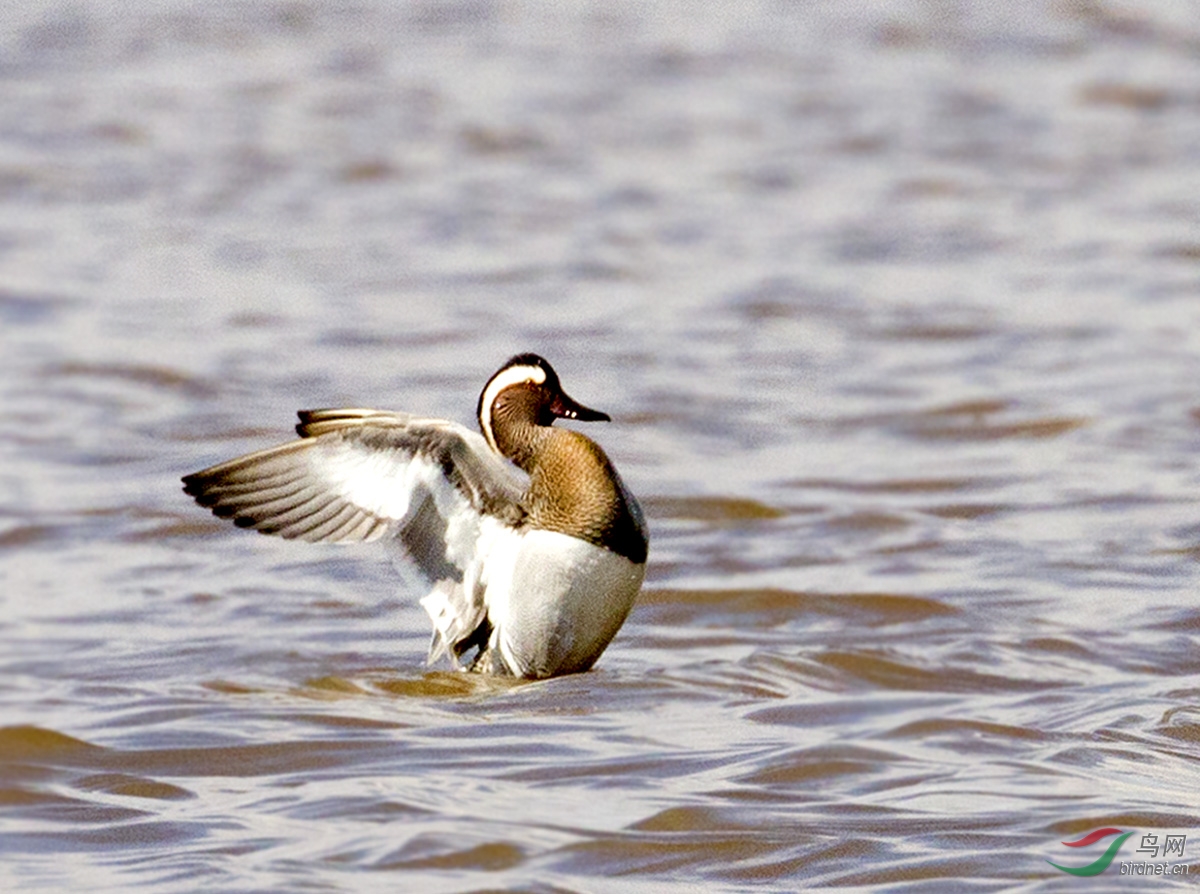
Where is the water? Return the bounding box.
[3,1,1200,890]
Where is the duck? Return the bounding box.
[181,353,648,679]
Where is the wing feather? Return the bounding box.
[291,501,362,543]
[183,408,530,667]
[183,409,527,553]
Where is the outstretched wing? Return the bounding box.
[183,409,529,667]
[182,409,525,547]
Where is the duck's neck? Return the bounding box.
[489,389,552,472]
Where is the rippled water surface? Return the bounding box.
[4,2,1200,891]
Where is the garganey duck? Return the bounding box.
[182,353,648,679]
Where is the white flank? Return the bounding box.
[485,529,645,677]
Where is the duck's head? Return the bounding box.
[477,353,609,456]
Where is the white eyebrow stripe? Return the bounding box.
[478,364,547,453]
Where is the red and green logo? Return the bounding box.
[1047,828,1134,876]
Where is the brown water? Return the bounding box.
[4,2,1200,891]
